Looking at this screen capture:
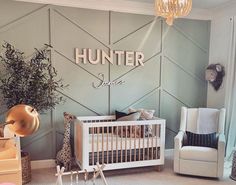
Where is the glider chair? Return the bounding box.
[174,107,226,178]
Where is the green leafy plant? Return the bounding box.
[0,42,67,113]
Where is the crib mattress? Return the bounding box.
[89,134,160,152]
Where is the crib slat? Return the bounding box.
[97,126,100,164]
[151,125,154,160]
[102,127,104,164]
[121,126,123,163]
[125,126,127,162]
[143,126,145,161]
[139,125,141,161]
[111,126,114,163]
[116,126,118,163]
[147,127,150,160]
[156,125,158,159]
[92,127,95,165]
[130,126,132,162]
[106,126,109,164]
[134,126,136,161]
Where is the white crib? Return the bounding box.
[74,115,166,172]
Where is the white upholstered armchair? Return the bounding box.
[174,107,226,178]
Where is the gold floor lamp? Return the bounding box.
[0,104,40,137]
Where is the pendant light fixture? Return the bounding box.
[155,0,192,26]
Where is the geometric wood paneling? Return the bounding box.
[174,19,210,52]
[55,6,110,45]
[111,12,154,44]
[163,24,209,79]
[53,9,109,77]
[111,18,162,80]
[54,52,109,115]
[110,55,161,112]
[0,0,210,159]
[162,57,207,108]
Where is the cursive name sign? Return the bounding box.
[75,48,144,67]
[93,73,125,89]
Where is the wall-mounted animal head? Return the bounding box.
[205,63,225,91]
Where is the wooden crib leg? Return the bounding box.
[155,165,164,172]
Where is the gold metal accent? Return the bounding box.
[155,0,192,25]
[4,104,40,137]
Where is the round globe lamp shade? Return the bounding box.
[5,105,40,137]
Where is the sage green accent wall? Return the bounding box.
[0,0,210,160]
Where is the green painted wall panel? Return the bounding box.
[0,0,210,160]
[0,7,49,56]
[110,56,160,112]
[163,24,209,79]
[122,89,160,117]
[55,6,110,45]
[54,53,109,115]
[0,0,43,28]
[160,91,185,148]
[162,57,207,108]
[174,19,210,51]
[53,10,109,76]
[111,18,162,80]
[111,12,154,43]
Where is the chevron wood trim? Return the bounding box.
[0,4,49,32]
[0,1,209,159]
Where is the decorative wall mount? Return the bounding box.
[75,48,145,66]
[205,63,225,91]
[92,73,125,89]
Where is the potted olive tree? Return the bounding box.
[0,42,67,184]
[0,42,67,112]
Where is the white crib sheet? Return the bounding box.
[88,134,160,152]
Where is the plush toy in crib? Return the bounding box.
[56,112,76,171]
[115,109,155,138]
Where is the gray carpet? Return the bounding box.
[28,155,235,185]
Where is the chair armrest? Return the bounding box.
[174,131,185,173]
[217,133,225,178]
[218,133,226,148]
[174,131,185,150]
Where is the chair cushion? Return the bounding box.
[180,146,217,162]
[183,131,218,149]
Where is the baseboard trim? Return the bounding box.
[31,159,56,169]
[165,149,174,157]
[31,149,174,169]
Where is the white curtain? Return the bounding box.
[225,16,236,157]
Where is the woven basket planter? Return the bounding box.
[231,150,236,181]
[21,152,31,184]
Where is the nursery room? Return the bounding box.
[0,0,236,184]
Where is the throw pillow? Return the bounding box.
[128,108,155,137]
[128,108,155,120]
[183,131,218,149]
[115,110,140,121]
[115,111,141,138]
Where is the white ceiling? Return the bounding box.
[125,0,232,9]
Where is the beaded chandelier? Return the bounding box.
[155,0,192,26]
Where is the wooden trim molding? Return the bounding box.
[14,0,212,20]
[31,159,56,169]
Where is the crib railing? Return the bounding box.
[74,116,165,172]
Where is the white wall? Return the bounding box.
[207,2,236,108]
